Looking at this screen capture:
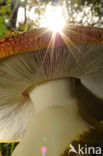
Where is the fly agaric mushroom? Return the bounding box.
[0,25,103,156]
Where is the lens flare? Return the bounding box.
[41,146,47,156]
[41,5,68,33]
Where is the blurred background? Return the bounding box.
[0,0,103,38]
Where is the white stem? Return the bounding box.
[13,78,90,156]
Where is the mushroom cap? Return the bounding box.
[0,25,103,140]
[0,25,103,59]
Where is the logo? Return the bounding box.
[68,144,102,155]
[68,144,77,154]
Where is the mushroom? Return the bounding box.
[0,25,103,156]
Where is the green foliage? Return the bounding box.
[19,23,27,31]
[0,0,103,36]
[0,142,19,156]
[0,16,8,38]
[86,0,103,15]
[0,0,12,38]
[0,0,11,15]
[100,121,103,124]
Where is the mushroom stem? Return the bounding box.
[13,78,90,156]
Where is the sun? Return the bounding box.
[41,4,68,33]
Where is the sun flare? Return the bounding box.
[41,5,68,33]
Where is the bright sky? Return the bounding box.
[16,2,102,30]
[16,3,68,33]
[40,4,68,33]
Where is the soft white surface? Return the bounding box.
[13,79,90,156]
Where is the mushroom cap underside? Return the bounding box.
[0,25,103,141]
